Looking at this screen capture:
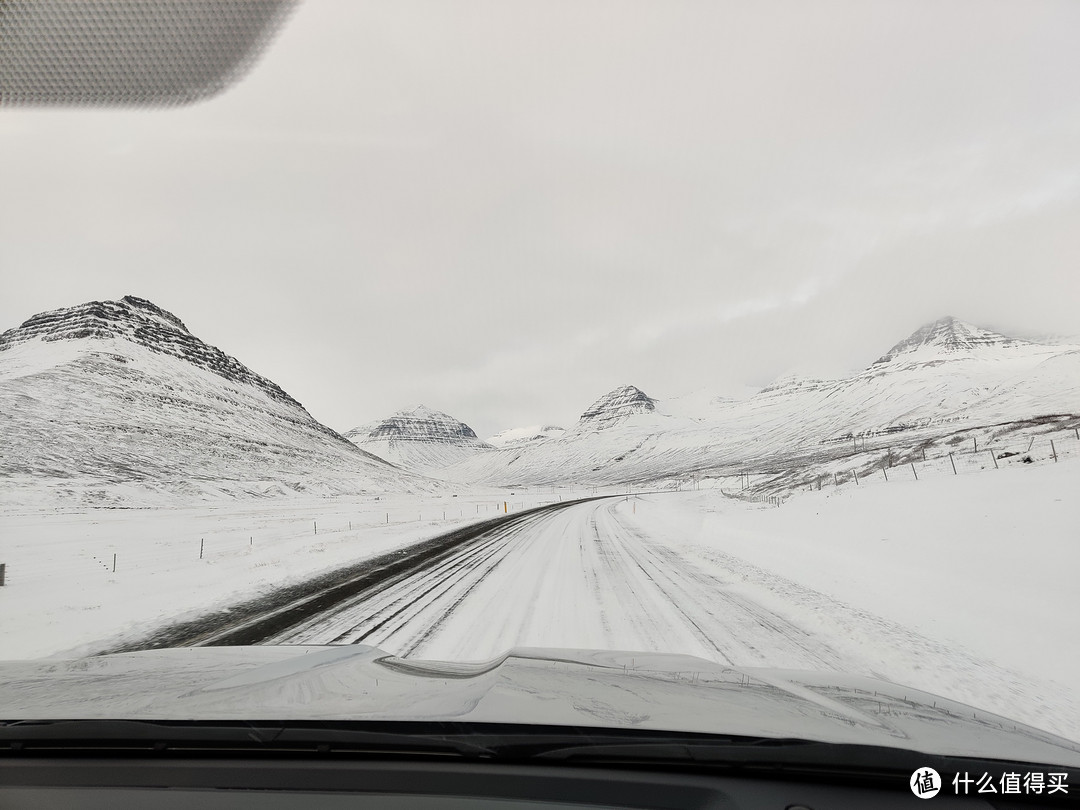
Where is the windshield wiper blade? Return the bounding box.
[5,721,1076,785]
[524,738,836,765]
[520,737,1079,785]
[0,720,497,758]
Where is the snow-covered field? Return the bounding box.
[1,459,1078,744]
[0,489,592,658]
[636,459,1080,744]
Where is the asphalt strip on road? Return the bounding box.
[104,496,610,653]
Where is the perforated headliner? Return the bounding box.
[0,0,297,106]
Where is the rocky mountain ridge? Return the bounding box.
[575,384,657,431]
[873,316,1030,366]
[0,295,301,409]
[344,406,492,475]
[346,405,486,445]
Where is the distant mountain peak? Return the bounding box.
[577,384,656,430]
[486,424,566,448]
[402,404,442,418]
[0,296,300,407]
[873,316,1028,365]
[347,406,484,445]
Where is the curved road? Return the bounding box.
[267,496,848,668]
[116,492,1079,742]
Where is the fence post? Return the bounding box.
[990,451,998,469]
[854,470,859,485]
[314,521,317,535]
[973,437,978,452]
[882,466,889,482]
[1,563,6,586]
[910,462,918,481]
[200,538,204,559]
[112,553,116,573]
[949,453,957,475]
[1051,440,1058,462]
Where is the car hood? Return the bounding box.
[2,645,1079,766]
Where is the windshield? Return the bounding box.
[1,0,1079,775]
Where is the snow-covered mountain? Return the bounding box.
[0,296,427,506]
[344,405,494,475]
[574,385,657,431]
[435,317,1080,486]
[486,424,566,449]
[8,302,1070,499]
[872,316,1030,365]
[439,384,700,485]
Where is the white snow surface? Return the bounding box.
[2,460,1078,744]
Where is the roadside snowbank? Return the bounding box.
[636,458,1080,741]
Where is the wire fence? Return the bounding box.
[4,430,1075,586]
[726,426,1080,505]
[0,498,546,588]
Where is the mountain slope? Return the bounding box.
[486,424,566,448]
[0,296,428,506]
[344,405,494,475]
[436,318,1080,486]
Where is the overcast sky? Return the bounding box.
[2,0,1079,438]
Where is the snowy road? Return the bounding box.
[8,478,1072,742]
[269,496,848,669]
[257,492,1080,748]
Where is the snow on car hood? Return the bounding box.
[2,645,1079,766]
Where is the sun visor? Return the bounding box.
[0,0,297,107]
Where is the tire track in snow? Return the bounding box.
[584,504,740,664]
[270,511,553,649]
[274,495,862,667]
[590,500,848,668]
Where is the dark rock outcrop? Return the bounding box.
[577,385,656,430]
[0,295,300,408]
